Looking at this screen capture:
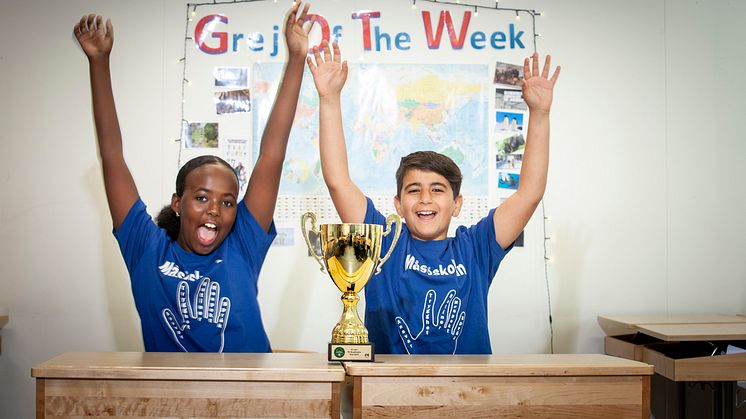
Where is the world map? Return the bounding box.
[252,63,489,196]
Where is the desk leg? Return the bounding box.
[36,379,45,419]
[331,382,341,419]
[642,375,650,419]
[352,377,362,419]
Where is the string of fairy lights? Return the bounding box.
[176,0,555,353]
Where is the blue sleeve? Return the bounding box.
[363,197,386,225]
[113,198,161,272]
[231,200,277,268]
[458,208,512,286]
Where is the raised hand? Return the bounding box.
[522,53,560,114]
[307,40,348,99]
[73,14,113,60]
[162,278,231,352]
[395,289,466,354]
[285,2,314,58]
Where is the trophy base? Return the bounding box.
[328,342,375,362]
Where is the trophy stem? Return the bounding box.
[331,291,368,344]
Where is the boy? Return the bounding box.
[307,41,560,354]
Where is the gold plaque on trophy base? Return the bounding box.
[329,343,375,362]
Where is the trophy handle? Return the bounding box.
[300,212,326,273]
[374,214,402,275]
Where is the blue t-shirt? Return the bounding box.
[363,198,511,354]
[114,198,275,352]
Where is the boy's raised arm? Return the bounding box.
[493,53,560,249]
[246,2,313,231]
[308,41,367,223]
[74,15,138,230]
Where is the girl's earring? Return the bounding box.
[176,212,180,217]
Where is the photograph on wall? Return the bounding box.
[215,89,251,115]
[271,227,296,247]
[495,88,527,110]
[496,110,524,132]
[214,66,248,88]
[183,122,219,149]
[496,151,523,170]
[498,171,520,190]
[223,138,250,197]
[495,109,526,170]
[493,61,524,87]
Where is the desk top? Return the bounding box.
[344,354,653,377]
[637,323,746,341]
[597,314,746,338]
[32,352,345,382]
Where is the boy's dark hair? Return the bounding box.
[156,155,238,240]
[395,151,462,199]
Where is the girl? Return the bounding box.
[73,3,313,352]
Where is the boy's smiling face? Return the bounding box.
[394,169,462,241]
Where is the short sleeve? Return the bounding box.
[458,208,512,285]
[113,198,162,272]
[363,197,386,225]
[231,200,277,268]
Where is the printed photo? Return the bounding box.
[215,89,251,115]
[495,88,526,110]
[495,133,525,160]
[271,227,296,247]
[224,138,250,197]
[498,171,520,190]
[493,61,523,87]
[496,152,523,170]
[183,122,219,149]
[214,66,248,88]
[496,111,524,131]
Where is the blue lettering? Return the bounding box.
[509,23,525,49]
[332,25,343,43]
[490,31,506,49]
[470,31,486,49]
[271,25,279,57]
[395,32,411,50]
[232,33,244,52]
[247,32,264,51]
[374,26,391,51]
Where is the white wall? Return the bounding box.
[1,0,744,418]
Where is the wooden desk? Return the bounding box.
[597,314,746,338]
[344,354,653,419]
[598,315,746,419]
[598,315,746,380]
[32,352,345,418]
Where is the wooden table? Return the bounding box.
[598,314,746,418]
[597,314,746,339]
[32,352,345,418]
[343,354,653,418]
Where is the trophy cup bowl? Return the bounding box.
[302,212,401,361]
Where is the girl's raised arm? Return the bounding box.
[74,15,138,229]
[245,2,313,231]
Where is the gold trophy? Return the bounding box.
[302,212,401,361]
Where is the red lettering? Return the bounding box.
[195,14,228,54]
[422,10,471,49]
[304,14,331,50]
[352,11,381,51]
